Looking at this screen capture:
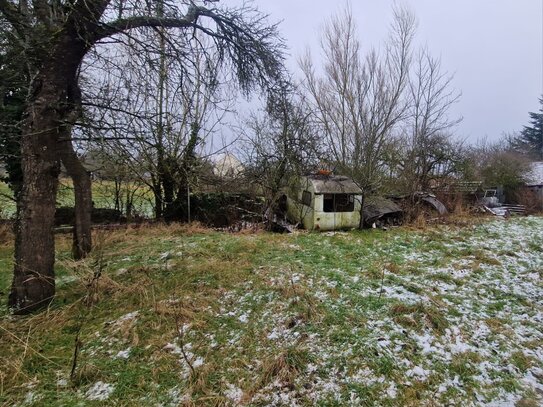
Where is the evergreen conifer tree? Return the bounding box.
[517,97,543,160]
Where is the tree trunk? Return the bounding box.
[9,34,86,313]
[9,88,62,313]
[59,139,92,260]
[114,178,122,212]
[152,183,163,219]
[163,167,178,221]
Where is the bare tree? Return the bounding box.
[397,49,461,193]
[84,29,233,222]
[299,5,416,192]
[242,80,320,226]
[79,146,149,218]
[1,0,285,313]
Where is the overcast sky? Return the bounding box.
[241,0,543,143]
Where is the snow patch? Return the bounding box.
[114,347,131,359]
[85,381,115,401]
[406,366,431,381]
[224,383,243,403]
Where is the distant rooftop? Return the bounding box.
[526,162,543,186]
[211,152,243,178]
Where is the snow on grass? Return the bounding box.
[85,381,115,401]
[3,217,542,406]
[110,311,139,326]
[75,217,543,404]
[224,383,243,403]
[222,217,543,405]
[164,339,206,378]
[113,347,131,359]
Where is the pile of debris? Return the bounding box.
[477,189,526,217]
[362,196,403,228]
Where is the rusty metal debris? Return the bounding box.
[362,196,403,228]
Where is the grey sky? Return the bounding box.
[246,0,543,142]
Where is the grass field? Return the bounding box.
[0,180,154,219]
[0,217,542,406]
[0,182,14,219]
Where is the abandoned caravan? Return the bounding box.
[286,174,363,231]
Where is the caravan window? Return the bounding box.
[323,194,355,212]
[302,190,312,206]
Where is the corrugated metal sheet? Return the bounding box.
[307,175,363,194]
[421,196,448,215]
[443,181,483,194]
[363,196,403,225]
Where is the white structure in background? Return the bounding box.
[525,161,543,205]
[211,152,244,178]
[526,162,543,185]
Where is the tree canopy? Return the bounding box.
[514,96,543,160]
[0,0,286,313]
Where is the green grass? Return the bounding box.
[0,182,14,218]
[0,179,154,219]
[0,217,542,405]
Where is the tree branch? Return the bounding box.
[31,0,51,26]
[0,0,28,37]
[93,8,202,42]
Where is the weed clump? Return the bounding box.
[257,347,311,390]
[390,302,449,334]
[510,351,534,373]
